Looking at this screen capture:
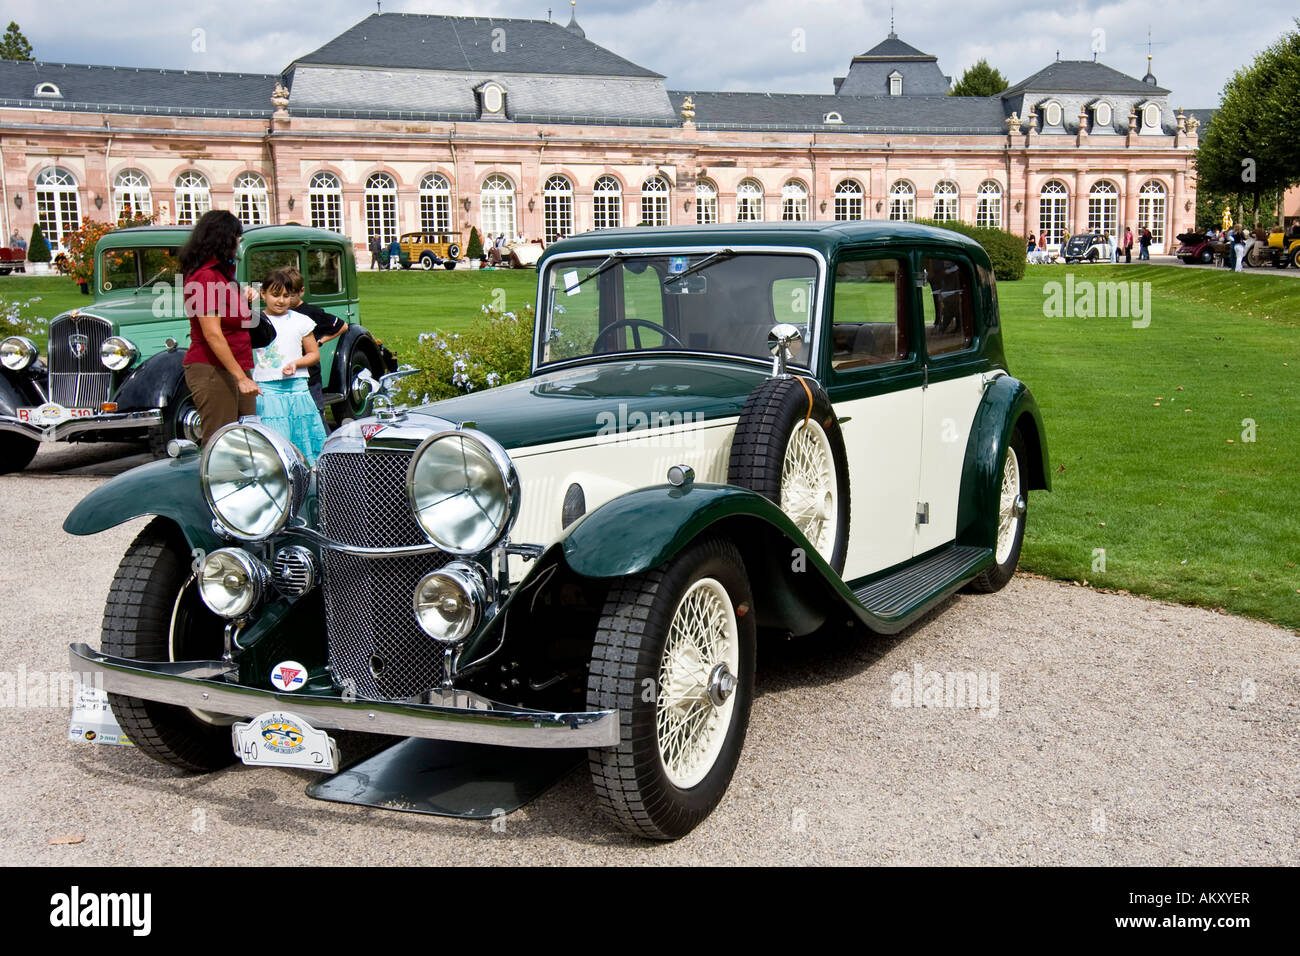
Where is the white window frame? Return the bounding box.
[781,180,809,221]
[975,180,1002,229]
[113,169,152,219]
[1094,102,1113,129]
[736,179,764,222]
[543,175,574,242]
[888,180,915,222]
[173,170,211,227]
[308,171,343,233]
[641,176,670,227]
[932,180,959,222]
[593,175,623,230]
[1138,179,1167,251]
[1141,103,1162,133]
[35,166,81,251]
[420,173,452,234]
[1087,180,1119,237]
[695,179,718,225]
[233,171,270,226]
[365,172,399,245]
[480,173,515,239]
[889,71,903,96]
[834,179,863,221]
[1039,180,1069,249]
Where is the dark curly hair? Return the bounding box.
[179,209,243,276]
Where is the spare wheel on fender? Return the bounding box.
[728,375,851,574]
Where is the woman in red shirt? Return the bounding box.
[180,210,261,443]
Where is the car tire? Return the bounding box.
[332,340,383,427]
[1199,249,1214,264]
[587,536,755,841]
[1291,248,1300,270]
[0,433,38,474]
[728,376,850,574]
[1086,250,1099,262]
[101,518,238,773]
[147,388,202,458]
[967,430,1028,594]
[420,253,435,270]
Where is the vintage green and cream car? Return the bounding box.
[0,224,393,473]
[65,221,1048,841]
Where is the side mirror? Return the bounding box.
[768,323,802,377]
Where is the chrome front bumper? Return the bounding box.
[69,643,620,749]
[0,409,162,442]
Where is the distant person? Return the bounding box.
[1026,233,1036,259]
[1232,228,1246,273]
[1139,227,1152,260]
[1123,226,1134,263]
[1222,227,1235,269]
[9,230,25,253]
[1037,233,1048,262]
[368,235,382,270]
[388,238,400,270]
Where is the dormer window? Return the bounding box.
[888,71,902,96]
[478,82,506,118]
[823,111,843,124]
[33,82,61,98]
[1140,102,1162,134]
[1042,100,1063,129]
[1093,102,1113,129]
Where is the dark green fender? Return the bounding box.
[955,374,1051,550]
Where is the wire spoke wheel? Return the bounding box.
[994,445,1022,565]
[656,577,739,789]
[780,419,838,562]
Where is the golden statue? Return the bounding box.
[1221,203,1232,232]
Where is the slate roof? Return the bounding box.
[1003,59,1169,97]
[854,35,936,60]
[837,33,950,96]
[0,59,278,117]
[670,91,1006,132]
[292,12,662,79]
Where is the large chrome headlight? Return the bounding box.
[200,422,309,541]
[100,335,137,371]
[1,336,37,371]
[407,428,520,555]
[413,561,490,643]
[198,548,269,619]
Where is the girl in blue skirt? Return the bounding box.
[251,267,327,464]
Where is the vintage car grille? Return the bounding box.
[47,314,113,408]
[316,450,452,701]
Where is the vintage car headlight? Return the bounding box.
[407,429,521,555]
[1,336,37,371]
[413,562,489,643]
[198,548,269,619]
[200,423,309,541]
[100,335,137,371]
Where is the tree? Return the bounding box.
[1195,20,1300,226]
[0,22,33,61]
[27,222,50,263]
[949,58,1007,97]
[467,226,484,260]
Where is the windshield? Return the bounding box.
[539,252,818,367]
[100,245,180,292]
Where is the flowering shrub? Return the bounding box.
[401,302,534,404]
[0,297,48,343]
[60,213,156,287]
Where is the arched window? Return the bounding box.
[834,179,863,221]
[1138,180,1167,250]
[1141,103,1161,132]
[365,172,399,244]
[480,173,515,238]
[309,171,343,233]
[823,112,843,125]
[932,180,959,222]
[420,173,452,234]
[1087,180,1119,236]
[736,178,763,222]
[543,175,574,242]
[592,175,622,230]
[641,176,670,227]
[233,171,269,226]
[1093,102,1113,129]
[1042,101,1063,129]
[975,180,1002,229]
[781,180,809,221]
[1039,180,1069,248]
[35,167,80,250]
[695,179,718,225]
[33,82,61,98]
[113,169,152,219]
[173,170,210,227]
[888,180,915,222]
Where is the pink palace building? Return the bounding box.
[0,10,1200,258]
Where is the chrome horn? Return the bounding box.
[768,323,803,377]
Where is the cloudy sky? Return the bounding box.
[7,0,1296,106]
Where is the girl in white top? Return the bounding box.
[251,267,328,463]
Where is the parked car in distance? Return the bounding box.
[1175,231,1218,264]
[0,246,25,275]
[65,221,1050,841]
[398,232,461,270]
[1060,232,1114,263]
[0,224,395,473]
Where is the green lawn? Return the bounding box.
[5,263,1297,629]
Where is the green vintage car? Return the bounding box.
[65,221,1049,840]
[0,224,394,473]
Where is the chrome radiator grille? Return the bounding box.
[317,450,451,700]
[47,314,113,408]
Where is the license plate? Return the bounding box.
[18,403,95,426]
[232,711,339,773]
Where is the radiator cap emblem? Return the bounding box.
[69,333,89,360]
[360,423,385,442]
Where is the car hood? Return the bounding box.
[329,357,771,453]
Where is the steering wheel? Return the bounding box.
[592,319,684,353]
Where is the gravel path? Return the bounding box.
[1,443,1296,865]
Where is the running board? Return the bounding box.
[850,544,993,631]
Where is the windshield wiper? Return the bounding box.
[133,267,173,294]
[565,251,627,293]
[664,248,735,285]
